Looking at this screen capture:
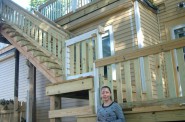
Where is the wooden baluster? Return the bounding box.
[116,62,123,103]
[176,48,185,96]
[164,51,177,98]
[20,15,24,30]
[134,58,143,101]
[70,45,75,76]
[43,32,47,48]
[99,66,104,88]
[88,39,93,72]
[144,56,153,100]
[27,20,31,36]
[34,26,38,42]
[17,13,21,29]
[124,61,133,102]
[53,36,57,56]
[75,42,80,75]
[61,39,65,76]
[107,65,114,101]
[48,34,52,52]
[57,36,63,61]
[155,54,165,99]
[82,41,87,73]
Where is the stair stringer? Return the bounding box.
[0,23,64,83]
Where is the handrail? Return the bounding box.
[38,0,95,20]
[95,38,185,67]
[95,38,185,106]
[32,9,74,37]
[38,0,57,10]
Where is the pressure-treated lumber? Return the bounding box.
[95,38,185,67]
[46,78,93,95]
[120,96,185,109]
[49,106,93,118]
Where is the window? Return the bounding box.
[101,26,115,80]
[102,31,111,58]
[173,26,185,61]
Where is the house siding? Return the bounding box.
[70,7,137,53]
[0,50,89,122]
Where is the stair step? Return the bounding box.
[1,25,12,30]
[10,32,23,38]
[12,36,26,42]
[50,69,63,77]
[18,40,31,47]
[6,30,16,34]
[36,56,54,63]
[43,62,61,70]
[32,51,47,57]
[25,45,39,52]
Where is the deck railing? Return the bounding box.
[38,0,95,21]
[1,0,69,65]
[95,38,185,108]
[65,29,99,80]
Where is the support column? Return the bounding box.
[50,96,61,122]
[14,49,19,122]
[26,61,36,122]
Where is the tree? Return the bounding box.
[30,0,47,9]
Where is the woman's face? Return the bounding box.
[101,88,111,102]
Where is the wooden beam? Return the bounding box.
[120,96,185,109]
[46,78,93,96]
[56,0,132,31]
[50,96,61,122]
[95,38,185,67]
[49,106,93,118]
[125,109,185,122]
[26,61,36,122]
[77,108,185,122]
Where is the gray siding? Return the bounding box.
[0,52,89,122]
[0,53,15,100]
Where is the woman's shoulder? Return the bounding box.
[112,102,122,108]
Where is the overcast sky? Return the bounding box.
[12,0,30,9]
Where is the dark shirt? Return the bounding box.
[97,102,125,122]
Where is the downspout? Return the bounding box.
[14,49,19,122]
[134,0,146,91]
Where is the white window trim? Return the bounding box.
[171,24,185,97]
[171,24,185,40]
[134,0,146,91]
[101,25,116,80]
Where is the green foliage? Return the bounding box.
[30,0,47,9]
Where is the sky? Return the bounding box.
[12,0,31,9]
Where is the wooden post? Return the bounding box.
[26,61,36,122]
[14,49,19,122]
[50,96,61,122]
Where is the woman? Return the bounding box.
[97,86,125,122]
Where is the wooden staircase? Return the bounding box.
[0,23,63,82]
[0,0,70,83]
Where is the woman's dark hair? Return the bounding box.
[101,86,112,93]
